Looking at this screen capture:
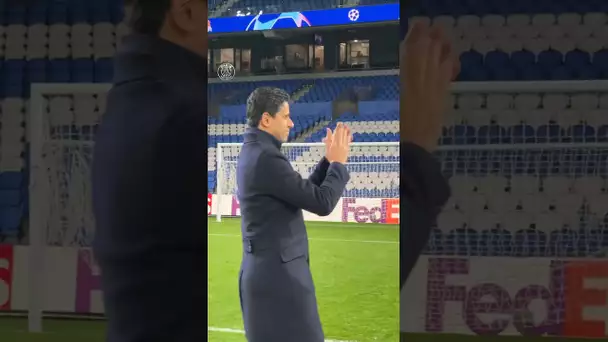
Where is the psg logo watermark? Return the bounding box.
[217,62,236,81]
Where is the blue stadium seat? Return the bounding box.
[479,228,513,257]
[0,207,22,235]
[28,2,48,25]
[73,59,95,82]
[0,172,24,190]
[549,228,578,257]
[27,59,48,84]
[0,190,21,206]
[514,228,547,257]
[49,59,71,83]
[49,5,69,24]
[2,0,608,257]
[95,58,114,83]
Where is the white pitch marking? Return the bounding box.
[208,233,397,245]
[209,221,398,230]
[208,326,358,342]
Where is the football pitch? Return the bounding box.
[208,218,399,342]
[0,318,597,342]
[0,218,399,342]
[0,218,594,341]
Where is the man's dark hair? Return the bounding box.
[123,0,171,35]
[246,87,291,127]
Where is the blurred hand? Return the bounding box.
[322,127,333,149]
[326,123,352,164]
[400,21,461,152]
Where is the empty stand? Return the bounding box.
[2,0,608,262]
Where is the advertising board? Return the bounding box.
[209,194,399,224]
[3,246,607,339]
[401,256,608,338]
[208,4,399,34]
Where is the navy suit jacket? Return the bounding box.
[92,34,207,342]
[400,142,450,340]
[236,127,350,342]
[400,142,450,286]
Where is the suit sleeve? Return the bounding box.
[400,142,450,287]
[258,152,350,216]
[156,100,208,247]
[307,157,331,186]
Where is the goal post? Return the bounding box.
[402,142,608,336]
[23,79,608,338]
[27,83,111,332]
[213,141,400,222]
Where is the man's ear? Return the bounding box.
[260,113,269,127]
[167,0,194,32]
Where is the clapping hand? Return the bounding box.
[325,123,352,164]
[400,21,461,152]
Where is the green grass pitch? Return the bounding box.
[0,318,596,342]
[1,218,593,341]
[0,218,399,342]
[208,218,399,341]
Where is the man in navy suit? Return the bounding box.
[236,87,352,342]
[92,1,208,341]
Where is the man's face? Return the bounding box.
[168,0,207,56]
[263,102,294,143]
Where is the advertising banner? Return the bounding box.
[342,198,399,224]
[0,244,13,310]
[208,4,399,34]
[4,246,607,333]
[208,194,399,225]
[401,256,608,338]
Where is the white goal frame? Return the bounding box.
[214,141,401,222]
[28,83,111,332]
[25,79,608,334]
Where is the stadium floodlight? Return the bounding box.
[214,142,400,222]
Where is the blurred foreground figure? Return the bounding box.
[399,22,460,286]
[92,1,207,341]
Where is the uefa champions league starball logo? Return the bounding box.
[348,9,359,22]
[245,11,312,31]
[217,62,236,81]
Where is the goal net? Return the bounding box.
[27,84,110,332]
[213,142,400,222]
[401,81,608,338]
[433,143,608,257]
[402,143,608,337]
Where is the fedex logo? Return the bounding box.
[563,261,608,337]
[75,249,102,313]
[0,244,14,310]
[231,196,240,216]
[342,198,399,224]
[424,258,608,338]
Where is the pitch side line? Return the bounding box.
[208,233,397,245]
[209,221,398,230]
[208,327,357,342]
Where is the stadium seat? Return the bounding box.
[1,0,608,259]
